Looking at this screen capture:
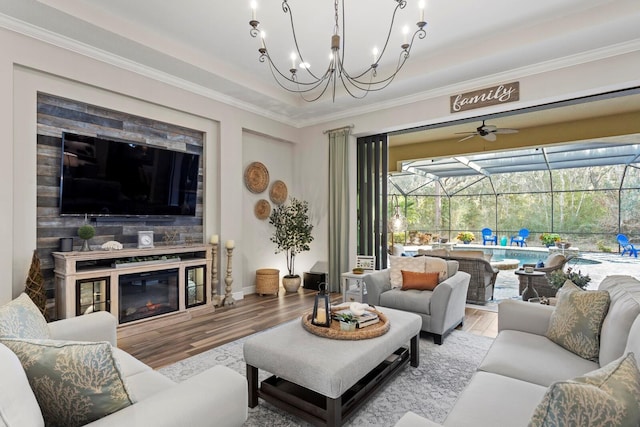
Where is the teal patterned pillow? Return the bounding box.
[546,280,610,361]
[0,338,134,427]
[529,352,640,427]
[0,293,50,339]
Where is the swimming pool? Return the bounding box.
[452,246,601,266]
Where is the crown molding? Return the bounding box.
[295,38,640,128]
[0,13,298,127]
[2,12,639,130]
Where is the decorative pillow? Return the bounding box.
[424,256,449,282]
[0,293,50,339]
[0,338,134,427]
[546,281,610,362]
[529,352,640,427]
[389,256,425,288]
[401,271,439,291]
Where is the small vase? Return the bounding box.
[463,241,471,244]
[340,321,356,332]
[80,239,91,251]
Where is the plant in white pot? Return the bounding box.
[268,197,314,293]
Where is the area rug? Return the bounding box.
[159,327,494,426]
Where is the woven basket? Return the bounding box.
[256,268,279,296]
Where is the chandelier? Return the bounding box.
[249,0,427,102]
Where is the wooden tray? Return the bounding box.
[301,309,389,340]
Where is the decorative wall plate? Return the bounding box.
[254,199,271,220]
[244,161,269,193]
[269,180,288,205]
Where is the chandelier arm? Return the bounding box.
[266,58,334,95]
[338,72,373,99]
[262,47,331,87]
[297,76,334,102]
[345,1,408,81]
[282,0,323,81]
[353,51,407,90]
[345,24,424,87]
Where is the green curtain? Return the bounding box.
[328,129,351,293]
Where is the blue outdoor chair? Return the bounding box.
[482,228,497,245]
[510,228,529,247]
[617,234,638,257]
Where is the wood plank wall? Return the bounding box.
[35,93,205,316]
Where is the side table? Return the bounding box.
[514,270,546,301]
[341,271,373,303]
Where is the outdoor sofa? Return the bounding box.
[395,275,640,426]
[417,249,498,304]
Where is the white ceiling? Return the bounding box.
[1,0,640,127]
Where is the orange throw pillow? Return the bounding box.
[401,270,440,291]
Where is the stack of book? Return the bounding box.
[333,308,380,329]
[355,310,379,328]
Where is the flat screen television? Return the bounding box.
[60,132,200,217]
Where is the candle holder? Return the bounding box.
[211,243,220,307]
[223,246,236,306]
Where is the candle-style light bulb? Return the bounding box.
[290,52,297,69]
[251,1,257,21]
[402,25,409,44]
[372,47,379,63]
[260,31,266,48]
[419,0,425,22]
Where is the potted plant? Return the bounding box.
[456,231,475,244]
[335,312,357,331]
[539,233,561,247]
[77,224,95,251]
[268,197,314,292]
[548,267,591,291]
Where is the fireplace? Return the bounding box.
[119,268,179,324]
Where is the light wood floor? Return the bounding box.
[117,289,498,369]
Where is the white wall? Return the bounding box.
[0,26,302,304]
[297,50,640,269]
[1,23,638,305]
[241,131,295,292]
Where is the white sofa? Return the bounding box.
[1,309,248,427]
[395,275,640,426]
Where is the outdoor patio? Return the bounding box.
[491,251,640,306]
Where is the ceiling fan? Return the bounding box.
[456,120,519,142]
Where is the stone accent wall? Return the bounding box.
[36,93,205,312]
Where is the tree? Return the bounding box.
[268,198,314,277]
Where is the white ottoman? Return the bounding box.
[243,307,422,426]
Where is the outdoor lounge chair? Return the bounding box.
[482,228,498,245]
[510,228,529,247]
[617,233,638,257]
[518,253,572,298]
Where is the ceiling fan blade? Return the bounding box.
[454,131,477,135]
[482,133,497,142]
[458,134,476,142]
[494,128,519,134]
[482,125,497,132]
